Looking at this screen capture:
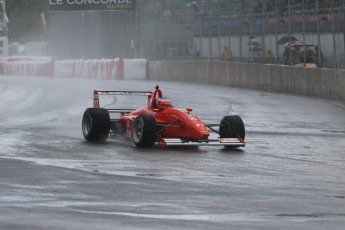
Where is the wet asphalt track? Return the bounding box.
[0,75,345,230]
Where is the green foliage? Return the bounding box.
[6,0,48,42]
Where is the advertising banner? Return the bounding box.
[49,0,134,12]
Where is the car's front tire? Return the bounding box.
[132,115,157,148]
[82,108,110,142]
[219,115,245,149]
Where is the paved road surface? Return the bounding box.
[1,76,345,230]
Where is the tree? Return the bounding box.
[6,0,48,42]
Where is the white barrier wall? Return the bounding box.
[54,60,74,78]
[123,59,147,80]
[148,61,345,100]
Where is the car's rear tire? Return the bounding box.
[82,108,110,142]
[219,115,245,149]
[132,115,157,148]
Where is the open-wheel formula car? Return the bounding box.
[82,85,245,149]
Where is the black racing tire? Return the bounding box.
[82,108,110,142]
[132,115,157,148]
[219,115,245,149]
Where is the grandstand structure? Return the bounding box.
[135,0,345,69]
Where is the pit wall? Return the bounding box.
[148,61,345,100]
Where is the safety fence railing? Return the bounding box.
[136,0,345,70]
[156,55,345,70]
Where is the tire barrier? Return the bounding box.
[0,58,147,81]
[148,61,345,100]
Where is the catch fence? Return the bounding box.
[135,0,345,69]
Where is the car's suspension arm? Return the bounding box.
[157,118,183,134]
[205,124,220,135]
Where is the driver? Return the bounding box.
[156,97,173,110]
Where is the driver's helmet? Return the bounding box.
[156,97,173,109]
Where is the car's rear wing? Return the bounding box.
[93,90,152,109]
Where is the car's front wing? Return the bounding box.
[158,137,245,147]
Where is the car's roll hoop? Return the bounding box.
[149,85,163,108]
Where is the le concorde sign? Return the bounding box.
[49,0,134,12]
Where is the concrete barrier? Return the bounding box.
[148,61,345,100]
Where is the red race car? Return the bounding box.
[82,85,245,149]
